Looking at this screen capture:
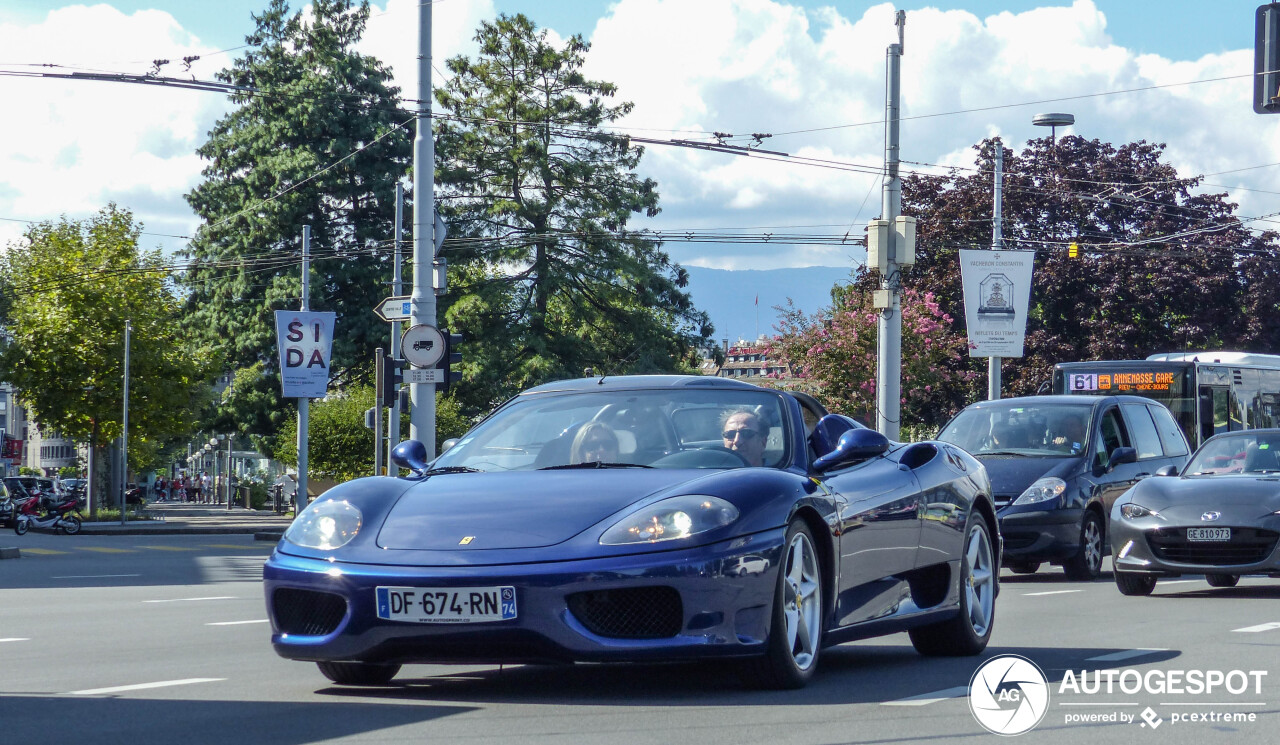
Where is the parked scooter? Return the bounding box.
[13,493,82,535]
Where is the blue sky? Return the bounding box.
[2,0,1278,293]
[4,1,1260,60]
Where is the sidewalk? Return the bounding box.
[78,501,294,539]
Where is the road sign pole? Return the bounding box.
[410,0,437,456]
[389,183,404,475]
[297,225,311,510]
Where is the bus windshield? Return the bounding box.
[1053,362,1194,446]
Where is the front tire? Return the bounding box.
[743,519,824,689]
[1063,510,1104,581]
[1006,561,1041,575]
[909,516,996,656]
[1206,573,1239,588]
[61,516,82,535]
[14,518,28,536]
[1115,571,1156,596]
[316,661,401,686]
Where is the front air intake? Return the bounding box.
[272,587,347,636]
[567,586,683,639]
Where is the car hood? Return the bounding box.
[975,455,1078,498]
[1129,476,1280,520]
[376,469,710,551]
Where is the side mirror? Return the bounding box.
[809,413,861,459]
[1154,464,1179,477]
[813,428,890,472]
[441,438,460,454]
[390,440,430,475]
[1107,446,1138,471]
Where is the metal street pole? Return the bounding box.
[409,0,437,456]
[989,140,1003,400]
[389,182,404,475]
[876,11,905,441]
[226,435,233,508]
[374,347,384,475]
[120,320,130,526]
[297,225,311,509]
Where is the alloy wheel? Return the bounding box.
[782,531,822,670]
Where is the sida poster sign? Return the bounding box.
[274,310,338,398]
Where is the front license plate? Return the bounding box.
[1186,527,1231,542]
[375,586,517,624]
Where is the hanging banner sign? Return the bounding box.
[275,310,338,398]
[959,249,1035,358]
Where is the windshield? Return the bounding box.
[432,387,790,471]
[938,403,1093,456]
[1185,433,1280,475]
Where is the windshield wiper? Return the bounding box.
[539,461,653,470]
[981,450,1030,457]
[424,466,484,474]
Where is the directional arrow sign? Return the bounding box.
[374,295,412,323]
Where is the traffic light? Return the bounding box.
[436,332,464,392]
[381,357,402,407]
[1068,242,1079,258]
[1256,3,1280,113]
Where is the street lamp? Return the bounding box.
[1032,112,1074,146]
[209,435,225,507]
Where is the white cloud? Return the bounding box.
[2,0,1277,270]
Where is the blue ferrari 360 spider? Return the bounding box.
[264,375,999,689]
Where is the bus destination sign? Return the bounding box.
[1067,371,1179,393]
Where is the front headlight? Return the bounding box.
[1012,477,1067,506]
[1120,503,1161,520]
[600,495,739,545]
[284,499,363,549]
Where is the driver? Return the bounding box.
[1050,414,1087,453]
[570,422,620,464]
[721,409,766,467]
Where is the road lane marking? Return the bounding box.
[1233,622,1280,633]
[68,678,224,696]
[882,686,969,706]
[1160,579,1201,585]
[19,548,68,555]
[136,546,197,552]
[1023,590,1082,596]
[0,638,30,643]
[143,596,237,604]
[1087,649,1169,662]
[78,547,136,554]
[206,620,269,626]
[203,544,268,550]
[52,574,142,579]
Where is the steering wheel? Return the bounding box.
[700,445,751,467]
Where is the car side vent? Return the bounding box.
[272,587,347,636]
[567,586,683,639]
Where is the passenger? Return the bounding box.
[721,409,766,467]
[570,422,620,464]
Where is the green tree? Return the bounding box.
[0,206,205,514]
[769,289,977,433]
[880,136,1263,396]
[182,0,410,448]
[275,385,375,482]
[434,14,713,413]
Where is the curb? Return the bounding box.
[79,525,288,536]
[0,546,19,560]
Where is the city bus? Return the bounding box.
[1052,352,1280,449]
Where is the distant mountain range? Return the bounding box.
[682,265,857,347]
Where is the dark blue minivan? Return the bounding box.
[937,395,1191,579]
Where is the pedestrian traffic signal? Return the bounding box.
[436,332,464,392]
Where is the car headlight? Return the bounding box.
[600,495,739,545]
[1121,503,1161,520]
[1012,477,1067,506]
[284,499,363,549]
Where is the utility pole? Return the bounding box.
[875,10,905,441]
[120,320,130,526]
[408,0,437,455]
[989,140,1003,400]
[389,182,403,475]
[296,225,311,509]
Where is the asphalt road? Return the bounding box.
[2,532,1278,745]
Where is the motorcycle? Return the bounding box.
[13,493,83,535]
